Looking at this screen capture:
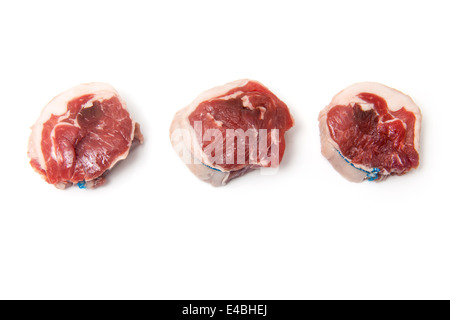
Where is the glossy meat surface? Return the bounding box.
[28,83,142,188]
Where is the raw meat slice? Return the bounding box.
[318,82,421,182]
[170,79,294,186]
[28,83,143,189]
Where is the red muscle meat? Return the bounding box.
[319,82,421,182]
[28,83,143,189]
[170,79,294,186]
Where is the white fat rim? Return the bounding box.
[29,82,133,172]
[320,82,422,155]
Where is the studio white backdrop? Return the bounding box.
[0,0,449,299]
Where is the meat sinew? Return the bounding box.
[28,83,143,189]
[170,79,294,186]
[318,82,421,182]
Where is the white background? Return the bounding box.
[0,0,449,300]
